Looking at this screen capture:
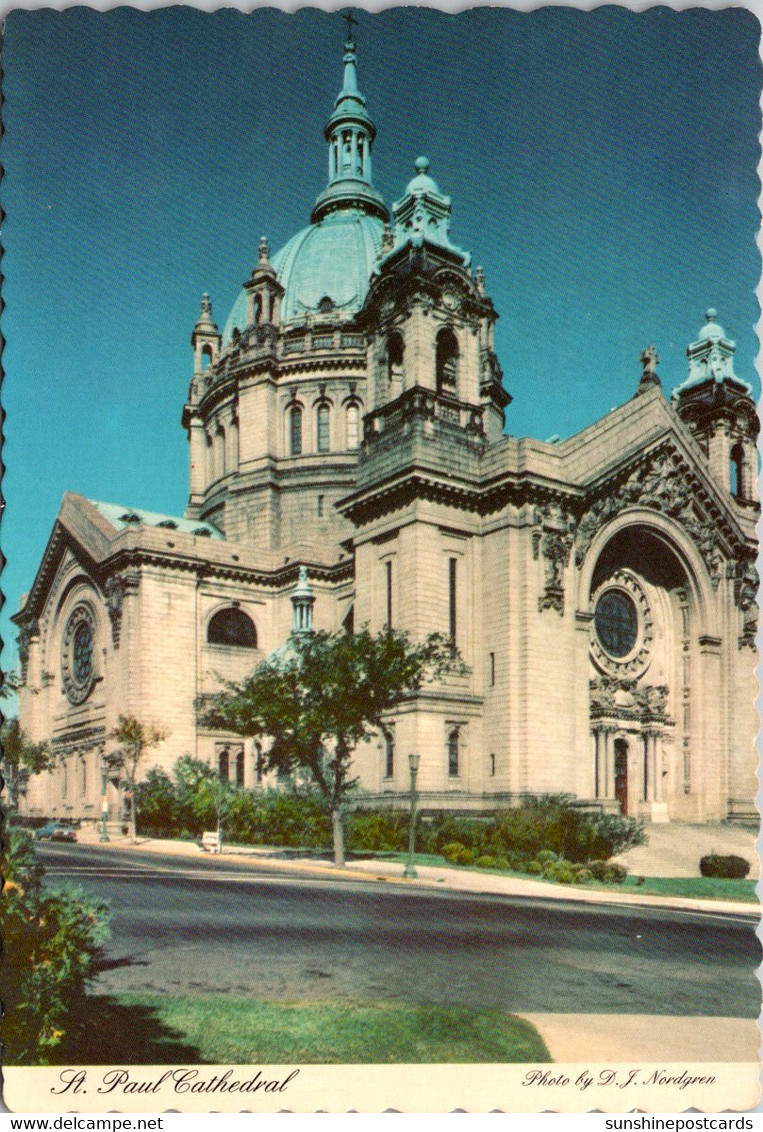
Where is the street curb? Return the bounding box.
[68,832,760,918]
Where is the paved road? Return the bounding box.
[39,843,760,1020]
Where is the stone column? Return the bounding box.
[224,410,239,474]
[642,733,651,802]
[189,418,206,500]
[652,734,661,802]
[741,441,757,501]
[603,729,614,799]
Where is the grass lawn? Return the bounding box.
[87,995,551,1064]
[610,875,759,903]
[381,853,759,903]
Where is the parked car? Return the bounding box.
[34,822,77,842]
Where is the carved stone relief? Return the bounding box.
[575,449,724,588]
[537,502,575,613]
[590,675,670,723]
[103,577,125,649]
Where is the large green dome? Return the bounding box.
[222,208,384,342]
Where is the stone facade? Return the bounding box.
[15,39,759,827]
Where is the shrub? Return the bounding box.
[476,855,498,869]
[456,848,475,866]
[133,767,179,837]
[536,849,558,864]
[699,853,751,879]
[487,795,646,863]
[588,860,628,884]
[442,842,466,862]
[503,850,532,872]
[526,860,543,875]
[494,857,512,871]
[2,831,110,1064]
[347,809,410,853]
[427,815,492,856]
[573,867,593,884]
[544,859,575,884]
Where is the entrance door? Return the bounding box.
[614,738,629,815]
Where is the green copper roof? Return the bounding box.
[90,500,224,539]
[272,209,384,320]
[223,209,384,340]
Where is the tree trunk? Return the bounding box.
[331,807,345,868]
[129,786,138,843]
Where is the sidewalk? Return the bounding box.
[75,824,760,919]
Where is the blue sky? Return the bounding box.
[2,6,760,674]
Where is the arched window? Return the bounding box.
[384,729,395,779]
[447,729,460,777]
[207,608,258,649]
[436,328,459,395]
[215,425,226,479]
[388,331,405,383]
[289,406,302,456]
[236,749,245,787]
[219,748,230,779]
[730,442,745,500]
[80,757,87,796]
[201,343,213,371]
[253,294,263,324]
[489,753,496,778]
[346,403,360,449]
[317,403,330,453]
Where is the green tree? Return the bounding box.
[1,669,21,699]
[0,718,53,809]
[173,754,217,830]
[203,627,457,866]
[133,767,179,837]
[108,715,169,843]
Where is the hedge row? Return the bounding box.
[134,771,645,863]
[442,843,628,884]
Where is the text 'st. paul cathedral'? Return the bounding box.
[15,36,759,826]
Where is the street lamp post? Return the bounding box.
[403,751,420,879]
[99,763,110,843]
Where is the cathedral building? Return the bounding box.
[14,36,759,827]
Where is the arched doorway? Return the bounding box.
[614,738,629,815]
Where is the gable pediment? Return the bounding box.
[12,494,116,625]
[567,392,756,566]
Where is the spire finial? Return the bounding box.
[636,345,662,395]
[310,11,388,225]
[341,9,358,47]
[259,236,270,264]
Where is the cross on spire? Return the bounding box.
[341,9,357,44]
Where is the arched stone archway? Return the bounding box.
[577,510,726,823]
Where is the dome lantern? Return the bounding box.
[310,30,388,225]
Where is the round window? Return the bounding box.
[594,590,638,659]
[62,604,97,704]
[72,621,94,684]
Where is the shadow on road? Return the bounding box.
[52,995,205,1064]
